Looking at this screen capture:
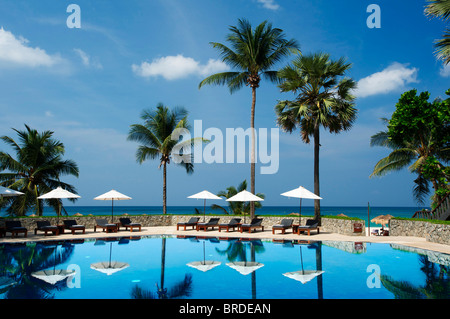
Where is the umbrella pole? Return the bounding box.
[300,246,304,275]
[203,241,206,265]
[111,200,114,222]
[203,199,206,223]
[299,198,302,225]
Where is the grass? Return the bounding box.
[392,217,450,225]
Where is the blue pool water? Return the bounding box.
[0,235,448,299]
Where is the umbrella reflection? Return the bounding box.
[31,242,76,285]
[187,240,221,272]
[91,240,129,276]
[283,245,324,284]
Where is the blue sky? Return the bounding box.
[0,0,448,208]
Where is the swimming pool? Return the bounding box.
[0,235,449,299]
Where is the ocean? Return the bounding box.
[1,205,425,228]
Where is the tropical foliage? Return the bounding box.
[199,18,299,219]
[275,52,357,221]
[0,125,79,216]
[425,0,450,64]
[128,104,205,214]
[211,180,265,215]
[370,89,450,205]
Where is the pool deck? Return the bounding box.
[1,226,449,255]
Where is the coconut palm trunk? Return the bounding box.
[250,86,257,217]
[275,53,357,223]
[198,19,300,220]
[163,162,167,215]
[128,104,204,215]
[313,123,321,219]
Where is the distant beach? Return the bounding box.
[1,205,426,228]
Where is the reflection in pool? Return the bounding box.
[0,235,449,299]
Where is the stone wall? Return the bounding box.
[390,219,450,245]
[1,215,364,236]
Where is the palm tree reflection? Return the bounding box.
[131,237,193,299]
[0,241,74,299]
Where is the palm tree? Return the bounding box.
[425,0,450,64]
[370,120,448,205]
[369,90,449,205]
[211,180,265,216]
[128,104,204,214]
[0,125,79,216]
[199,18,299,219]
[275,53,357,222]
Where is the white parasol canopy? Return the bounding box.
[188,190,222,222]
[94,189,131,222]
[0,186,24,198]
[281,186,322,223]
[226,261,264,276]
[38,187,80,222]
[187,260,221,272]
[283,270,325,284]
[90,241,129,276]
[281,186,322,200]
[37,187,80,199]
[90,261,129,276]
[31,269,76,285]
[283,245,324,284]
[226,190,264,202]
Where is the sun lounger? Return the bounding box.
[5,221,27,238]
[119,218,142,232]
[94,219,118,233]
[177,217,200,230]
[297,219,319,235]
[272,218,294,234]
[34,221,59,236]
[63,220,86,235]
[218,218,242,232]
[196,218,220,231]
[240,218,264,233]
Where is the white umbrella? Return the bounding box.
[226,190,264,202]
[186,240,221,272]
[94,189,131,222]
[226,261,264,275]
[31,242,76,285]
[90,242,129,276]
[281,186,322,224]
[90,261,129,275]
[0,186,24,198]
[38,187,80,223]
[283,245,324,284]
[32,269,76,285]
[226,190,264,223]
[187,260,221,272]
[188,190,222,222]
[38,187,80,200]
[283,270,325,284]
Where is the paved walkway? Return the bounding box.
[1,226,449,255]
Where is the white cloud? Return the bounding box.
[0,27,63,67]
[440,64,450,78]
[131,54,229,80]
[257,0,280,10]
[354,62,419,98]
[74,48,102,69]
